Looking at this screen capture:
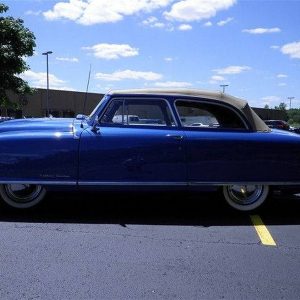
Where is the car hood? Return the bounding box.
[0,118,75,134]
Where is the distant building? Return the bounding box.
[253,107,288,121]
[1,88,288,121]
[2,88,103,118]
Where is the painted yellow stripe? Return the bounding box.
[250,215,276,246]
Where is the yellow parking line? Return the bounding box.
[250,215,276,246]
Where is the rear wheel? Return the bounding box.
[0,184,46,209]
[223,184,269,211]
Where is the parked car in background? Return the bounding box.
[0,89,300,212]
[191,122,210,128]
[264,120,290,131]
[0,116,13,123]
[290,127,300,134]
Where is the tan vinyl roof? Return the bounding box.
[108,88,270,132]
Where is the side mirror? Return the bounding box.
[91,116,100,133]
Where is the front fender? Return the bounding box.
[0,130,79,184]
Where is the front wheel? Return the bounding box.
[0,184,46,209]
[223,184,269,212]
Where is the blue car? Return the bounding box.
[0,89,300,211]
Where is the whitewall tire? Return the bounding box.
[0,184,46,209]
[223,184,269,212]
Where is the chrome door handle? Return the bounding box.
[166,134,184,140]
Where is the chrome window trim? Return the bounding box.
[99,97,178,128]
[174,98,250,130]
[89,94,110,123]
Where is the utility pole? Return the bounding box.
[287,96,295,109]
[220,84,229,93]
[42,51,53,117]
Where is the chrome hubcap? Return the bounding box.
[4,184,42,203]
[226,185,264,206]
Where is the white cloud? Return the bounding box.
[25,10,42,16]
[278,83,287,87]
[154,81,192,87]
[143,16,158,25]
[213,65,251,75]
[209,75,227,84]
[271,45,280,49]
[178,24,192,31]
[242,27,281,34]
[164,57,173,62]
[44,0,172,25]
[210,75,225,81]
[56,57,79,63]
[83,43,139,60]
[152,22,166,28]
[143,16,166,28]
[204,21,212,27]
[21,70,73,90]
[281,41,300,59]
[277,74,287,78]
[217,17,233,26]
[43,0,87,21]
[164,0,236,22]
[142,16,174,30]
[95,70,162,81]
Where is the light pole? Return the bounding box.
[42,51,53,117]
[220,84,229,93]
[287,96,295,109]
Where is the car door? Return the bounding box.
[78,97,186,186]
[174,99,256,184]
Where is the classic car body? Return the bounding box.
[0,89,300,211]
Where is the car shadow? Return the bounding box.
[0,191,299,227]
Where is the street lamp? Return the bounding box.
[287,96,295,109]
[42,51,53,117]
[220,84,229,93]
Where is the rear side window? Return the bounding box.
[175,100,247,130]
[100,98,175,127]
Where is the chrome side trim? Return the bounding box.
[78,181,187,186]
[0,181,76,185]
[78,181,300,186]
[1,181,299,187]
[189,181,300,186]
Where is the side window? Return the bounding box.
[100,98,175,127]
[175,100,246,130]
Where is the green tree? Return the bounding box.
[0,3,36,115]
[274,102,287,111]
[264,104,270,109]
[287,108,300,126]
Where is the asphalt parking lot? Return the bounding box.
[0,191,300,299]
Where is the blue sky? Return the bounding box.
[4,0,300,108]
